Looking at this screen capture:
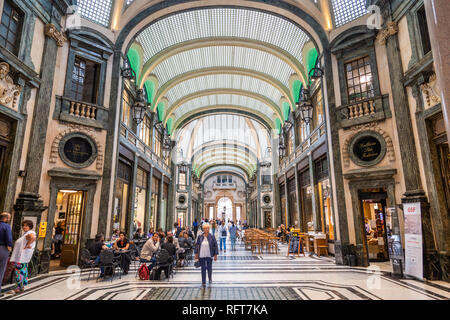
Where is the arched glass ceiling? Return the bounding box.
[165,74,282,108]
[172,94,275,126]
[175,114,270,161]
[152,46,295,87]
[135,8,310,65]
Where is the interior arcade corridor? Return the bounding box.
[1,238,449,301]
[0,0,449,302]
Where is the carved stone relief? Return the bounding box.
[0,62,22,108]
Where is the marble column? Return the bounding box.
[378,2,436,278]
[424,0,450,144]
[144,166,153,234]
[284,173,290,226]
[127,155,138,237]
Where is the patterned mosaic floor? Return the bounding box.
[1,240,449,300]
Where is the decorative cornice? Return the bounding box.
[0,62,22,108]
[376,21,399,45]
[44,24,67,47]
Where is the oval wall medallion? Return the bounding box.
[349,131,386,167]
[59,132,98,168]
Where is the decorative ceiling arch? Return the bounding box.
[138,38,308,89]
[173,107,275,132]
[164,88,284,123]
[154,67,294,114]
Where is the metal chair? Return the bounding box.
[79,248,97,281]
[97,250,121,283]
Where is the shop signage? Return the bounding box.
[353,136,382,162]
[403,202,423,280]
[63,136,93,164]
[38,222,47,238]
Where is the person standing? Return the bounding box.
[0,213,12,297]
[9,220,36,295]
[218,221,228,253]
[194,223,218,288]
[193,219,199,239]
[229,221,238,251]
[211,219,216,237]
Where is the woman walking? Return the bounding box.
[194,223,218,288]
[218,221,228,252]
[9,220,36,295]
[229,221,238,251]
[211,219,216,237]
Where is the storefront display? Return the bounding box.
[114,160,131,233]
[360,189,389,261]
[150,176,160,229]
[133,168,148,234]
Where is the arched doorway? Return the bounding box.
[217,197,233,222]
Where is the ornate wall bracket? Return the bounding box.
[420,73,441,108]
[49,124,103,170]
[44,24,67,47]
[376,21,399,45]
[0,62,22,108]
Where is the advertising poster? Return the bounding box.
[403,202,423,280]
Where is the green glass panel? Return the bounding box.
[143,80,155,104]
[127,48,141,79]
[282,102,290,122]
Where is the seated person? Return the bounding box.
[161,235,177,258]
[178,232,193,264]
[140,233,160,271]
[111,229,120,241]
[133,228,144,240]
[113,232,131,274]
[166,231,180,250]
[89,234,108,277]
[184,227,195,241]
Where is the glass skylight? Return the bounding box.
[136,8,310,65]
[152,46,295,87]
[77,0,113,27]
[175,114,270,170]
[331,0,368,28]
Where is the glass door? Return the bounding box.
[60,191,86,266]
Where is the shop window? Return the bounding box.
[139,114,152,146]
[0,0,23,56]
[262,174,271,185]
[344,56,374,103]
[114,161,131,233]
[178,171,186,189]
[150,176,160,229]
[71,57,101,104]
[134,168,148,234]
[299,170,313,232]
[312,88,324,130]
[315,157,329,181]
[153,127,162,158]
[286,127,295,155]
[279,183,287,226]
[416,5,432,56]
[288,178,298,227]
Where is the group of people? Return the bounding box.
[0,212,37,297]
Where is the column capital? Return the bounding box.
[45,24,67,47]
[376,21,399,46]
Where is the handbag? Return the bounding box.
[194,260,201,268]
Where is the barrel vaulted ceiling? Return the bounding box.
[77,0,370,176]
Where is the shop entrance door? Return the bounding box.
[59,190,86,267]
[359,189,389,262]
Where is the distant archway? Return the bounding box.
[217,197,233,222]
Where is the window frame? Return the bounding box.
[0,0,24,56]
[64,35,110,107]
[337,45,381,106]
